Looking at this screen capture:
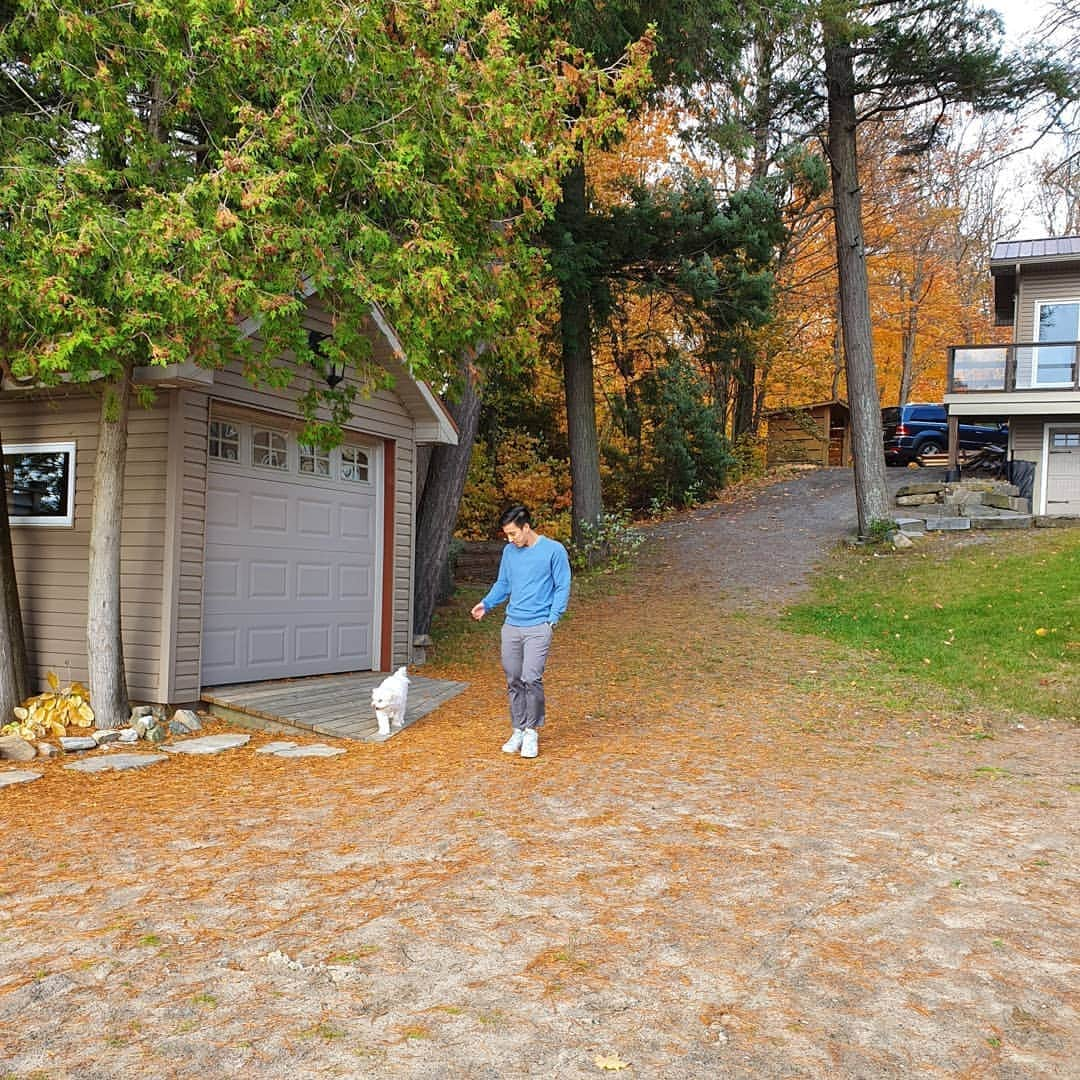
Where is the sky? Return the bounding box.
[986,0,1062,238]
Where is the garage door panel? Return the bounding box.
[201,427,380,685]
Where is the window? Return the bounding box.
[208,421,240,461]
[252,428,288,470]
[1034,300,1079,387]
[341,446,369,482]
[2,442,76,526]
[1052,431,1080,448]
[299,443,330,477]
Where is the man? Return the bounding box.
[470,504,571,759]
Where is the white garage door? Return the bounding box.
[1045,427,1080,516]
[201,417,380,685]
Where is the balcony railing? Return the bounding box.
[947,341,1080,393]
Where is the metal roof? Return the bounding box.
[990,236,1080,263]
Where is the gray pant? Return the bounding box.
[500,622,553,730]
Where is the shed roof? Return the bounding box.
[990,235,1080,266]
[763,398,849,417]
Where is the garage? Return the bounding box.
[1044,426,1080,515]
[201,413,382,686]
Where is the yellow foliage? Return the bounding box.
[1,675,94,741]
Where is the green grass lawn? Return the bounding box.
[784,529,1080,722]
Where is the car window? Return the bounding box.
[910,407,945,422]
[881,408,900,425]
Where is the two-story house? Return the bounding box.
[945,236,1080,517]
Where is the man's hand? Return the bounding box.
[470,602,486,621]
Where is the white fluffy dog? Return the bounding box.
[372,666,410,736]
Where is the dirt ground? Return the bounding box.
[1,468,1077,1079]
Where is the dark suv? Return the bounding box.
[882,403,1007,465]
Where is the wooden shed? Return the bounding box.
[764,400,851,467]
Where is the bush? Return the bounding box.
[568,511,645,572]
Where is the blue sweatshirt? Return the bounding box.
[481,536,571,627]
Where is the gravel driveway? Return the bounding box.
[1,466,1075,1079]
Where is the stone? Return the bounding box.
[896,493,939,506]
[256,741,299,754]
[65,753,168,774]
[890,531,915,549]
[895,482,944,497]
[971,515,1032,530]
[93,729,122,745]
[0,734,37,762]
[1035,515,1080,528]
[0,769,42,787]
[924,517,971,531]
[59,736,98,752]
[130,704,157,721]
[36,743,59,758]
[117,728,140,744]
[894,517,926,535]
[170,708,203,733]
[269,744,347,758]
[169,718,194,736]
[983,492,1029,512]
[144,722,166,744]
[163,733,251,755]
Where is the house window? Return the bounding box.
[299,443,330,477]
[252,428,288,470]
[2,441,76,526]
[208,421,240,461]
[1051,431,1080,448]
[1034,300,1079,387]
[341,446,369,482]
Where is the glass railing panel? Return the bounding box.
[949,346,1008,392]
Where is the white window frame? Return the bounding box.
[3,441,77,527]
[340,444,371,484]
[208,420,241,462]
[299,442,331,478]
[251,427,289,471]
[1033,298,1080,388]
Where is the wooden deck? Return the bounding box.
[201,671,468,743]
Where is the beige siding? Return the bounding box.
[1010,415,1045,464]
[1,391,170,700]
[766,410,829,466]
[1015,268,1080,386]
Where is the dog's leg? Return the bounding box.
[376,709,391,736]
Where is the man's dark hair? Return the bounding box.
[499,504,531,528]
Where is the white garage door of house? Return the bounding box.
[201,416,381,686]
[1045,427,1080,516]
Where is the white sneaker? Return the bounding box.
[520,729,539,758]
[502,729,525,754]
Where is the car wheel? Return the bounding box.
[917,439,944,461]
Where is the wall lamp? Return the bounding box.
[308,329,345,389]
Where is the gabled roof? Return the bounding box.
[763,398,848,416]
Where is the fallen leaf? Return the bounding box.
[594,1054,630,1071]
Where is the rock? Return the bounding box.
[131,716,149,737]
[36,743,59,758]
[65,753,168,774]
[163,733,251,755]
[130,704,157,721]
[924,517,971,531]
[117,729,140,744]
[0,769,42,788]
[59,736,98,752]
[895,482,944,497]
[269,743,347,758]
[256,741,299,754]
[983,492,1029,512]
[93,729,122,745]
[894,517,926,535]
[170,708,203,733]
[144,722,166,745]
[169,718,194,736]
[972,515,1033,530]
[890,531,915,549]
[896,493,939,506]
[0,734,38,762]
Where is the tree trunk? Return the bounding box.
[732,355,757,438]
[557,161,603,546]
[87,371,132,727]
[412,356,483,638]
[823,29,891,535]
[0,432,29,719]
